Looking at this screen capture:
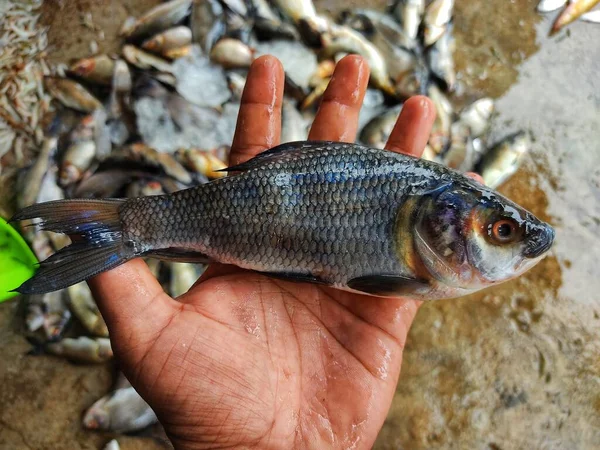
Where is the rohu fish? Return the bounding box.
[11,141,554,300]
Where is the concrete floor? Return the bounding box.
[1,0,599,449]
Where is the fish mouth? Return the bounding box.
[523,223,555,259]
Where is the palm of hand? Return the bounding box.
[90,55,440,450]
[117,267,417,449]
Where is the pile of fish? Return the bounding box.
[5,0,541,447]
[537,0,600,34]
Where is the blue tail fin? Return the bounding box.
[11,199,135,294]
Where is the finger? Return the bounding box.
[385,96,436,157]
[466,172,484,184]
[229,55,284,166]
[308,55,369,142]
[88,259,176,343]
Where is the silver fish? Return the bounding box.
[44,77,103,112]
[60,115,97,186]
[391,0,425,41]
[46,337,113,363]
[141,26,192,57]
[226,72,247,101]
[122,45,174,74]
[191,0,227,52]
[26,291,71,340]
[68,282,108,337]
[478,131,531,189]
[274,0,317,22]
[121,0,192,41]
[359,103,403,148]
[424,0,454,46]
[210,38,255,69]
[126,179,166,197]
[83,386,157,432]
[459,97,495,138]
[427,25,456,91]
[103,440,121,450]
[427,84,453,154]
[175,148,227,179]
[12,142,554,300]
[17,136,58,210]
[69,55,115,86]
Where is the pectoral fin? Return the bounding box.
[347,274,429,297]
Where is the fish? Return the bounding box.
[141,26,192,57]
[68,282,109,337]
[274,0,318,22]
[300,76,330,110]
[427,84,453,154]
[69,55,115,86]
[426,25,456,91]
[320,24,396,96]
[45,337,113,363]
[44,77,103,112]
[226,72,247,101]
[122,45,174,74]
[441,121,472,170]
[458,97,495,138]
[175,148,227,179]
[209,38,255,69]
[83,386,158,432]
[424,0,454,46]
[359,103,403,148]
[250,0,299,40]
[59,115,97,186]
[551,0,600,34]
[120,0,192,41]
[191,0,227,52]
[536,0,568,13]
[127,179,166,197]
[26,291,71,341]
[11,142,554,300]
[391,0,425,41]
[103,440,120,450]
[477,131,531,189]
[17,136,58,210]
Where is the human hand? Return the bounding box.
[89,55,437,450]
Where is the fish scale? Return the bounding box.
[120,143,442,286]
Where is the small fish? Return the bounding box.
[175,148,227,179]
[12,142,554,300]
[126,179,165,197]
[442,121,472,170]
[46,337,113,363]
[359,103,403,148]
[308,60,336,87]
[391,0,425,41]
[83,386,158,432]
[426,25,456,91]
[424,0,454,46]
[477,131,531,189]
[141,26,192,57]
[26,291,71,340]
[250,0,299,40]
[68,282,108,337]
[300,76,330,110]
[103,440,120,450]
[458,98,494,138]
[73,169,141,198]
[274,0,317,22]
[69,55,115,86]
[191,0,227,52]
[281,99,308,143]
[169,262,200,297]
[122,45,174,74]
[44,77,103,112]
[427,84,453,154]
[320,24,396,96]
[30,231,54,262]
[551,0,600,33]
[120,0,192,41]
[536,0,567,13]
[59,115,97,186]
[17,136,58,210]
[210,38,255,69]
[226,72,247,101]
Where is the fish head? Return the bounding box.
[413,180,554,290]
[82,399,111,430]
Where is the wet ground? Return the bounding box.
[1,0,599,449]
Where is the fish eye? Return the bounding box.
[489,219,519,244]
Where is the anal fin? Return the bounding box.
[347,274,429,297]
[145,248,212,264]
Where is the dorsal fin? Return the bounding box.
[218,140,339,172]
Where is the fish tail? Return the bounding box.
[10,199,136,295]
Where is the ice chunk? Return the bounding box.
[172,45,231,108]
